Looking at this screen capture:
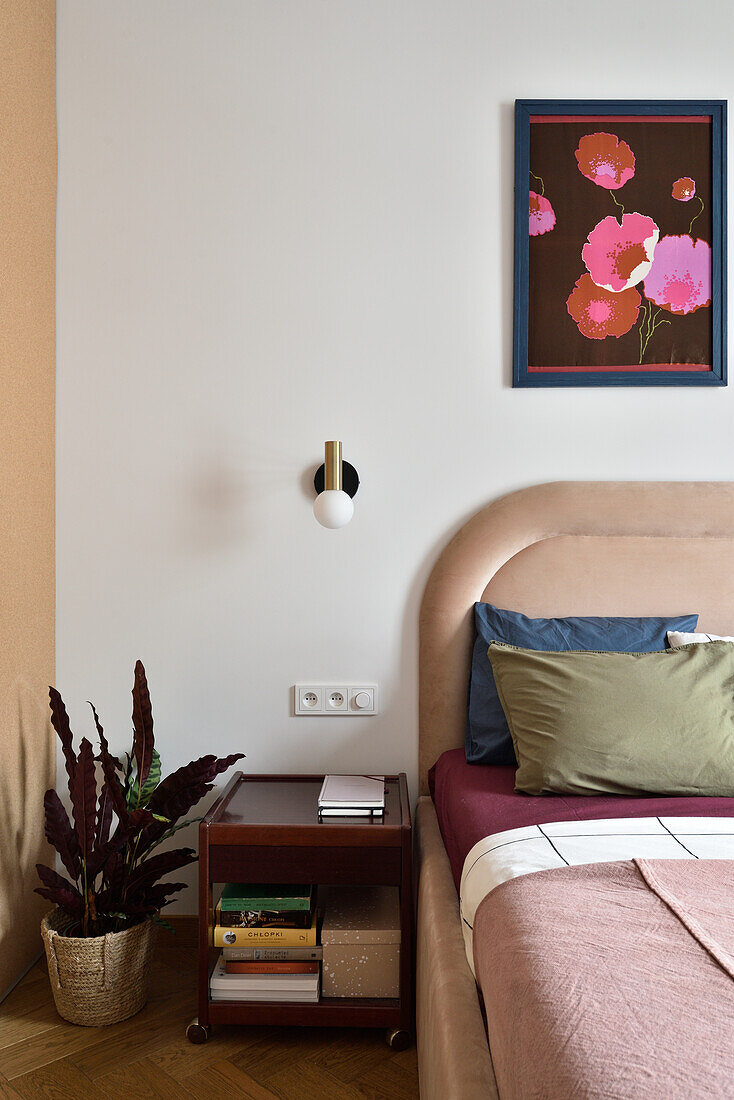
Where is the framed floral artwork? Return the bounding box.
[513,100,727,386]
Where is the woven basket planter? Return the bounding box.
[41,908,157,1026]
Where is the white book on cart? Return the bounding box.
[210,954,320,1002]
[318,774,385,811]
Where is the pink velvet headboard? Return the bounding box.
[418,481,734,793]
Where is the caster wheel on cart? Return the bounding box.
[187,1018,210,1044]
[386,1027,411,1051]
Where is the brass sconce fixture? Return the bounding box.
[313,441,359,529]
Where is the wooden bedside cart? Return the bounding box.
[187,772,413,1049]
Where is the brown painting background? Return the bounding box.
[528,119,713,369]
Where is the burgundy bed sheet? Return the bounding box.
[429,747,734,889]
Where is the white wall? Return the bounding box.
[57,0,734,907]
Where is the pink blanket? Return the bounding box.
[474,859,734,1099]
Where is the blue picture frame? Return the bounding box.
[513,100,727,387]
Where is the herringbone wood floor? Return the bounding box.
[0,939,419,1099]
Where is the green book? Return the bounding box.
[219,883,313,912]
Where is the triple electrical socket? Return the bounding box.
[294,684,378,716]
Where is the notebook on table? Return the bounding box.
[318,774,385,816]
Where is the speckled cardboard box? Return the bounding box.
[321,886,400,998]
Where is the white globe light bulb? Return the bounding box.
[313,489,354,529]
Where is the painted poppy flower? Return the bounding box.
[672,177,696,202]
[582,213,659,293]
[643,234,711,315]
[529,191,556,236]
[566,274,641,340]
[575,133,635,190]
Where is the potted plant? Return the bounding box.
[36,660,243,1026]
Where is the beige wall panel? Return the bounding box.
[0,0,56,999]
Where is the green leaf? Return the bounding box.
[126,749,162,810]
[151,914,175,933]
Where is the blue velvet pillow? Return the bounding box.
[466,605,699,766]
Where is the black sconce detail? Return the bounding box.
[313,461,360,499]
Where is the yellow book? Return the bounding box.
[213,912,318,948]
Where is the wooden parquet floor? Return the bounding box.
[0,943,419,1099]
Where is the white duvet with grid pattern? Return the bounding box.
[459,816,734,975]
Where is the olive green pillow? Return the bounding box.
[487,639,734,796]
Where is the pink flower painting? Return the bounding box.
[643,234,711,315]
[518,108,723,384]
[567,274,641,340]
[575,133,635,190]
[672,177,696,202]
[582,213,659,293]
[529,191,556,236]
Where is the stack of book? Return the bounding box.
[318,774,385,817]
[211,884,320,1002]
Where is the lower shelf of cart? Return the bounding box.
[207,995,401,1027]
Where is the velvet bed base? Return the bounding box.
[416,796,498,1100]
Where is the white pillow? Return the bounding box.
[667,630,734,646]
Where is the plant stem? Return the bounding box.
[639,304,671,363]
[529,170,544,196]
[651,311,671,340]
[689,195,705,236]
[82,859,88,937]
[638,301,648,364]
[610,191,625,218]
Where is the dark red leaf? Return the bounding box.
[43,789,80,880]
[36,862,82,898]
[95,786,113,850]
[71,738,97,861]
[93,706,130,826]
[97,851,126,902]
[89,704,114,849]
[127,807,156,829]
[139,753,242,851]
[124,848,196,897]
[144,882,187,909]
[35,863,84,916]
[98,880,186,921]
[147,753,243,822]
[86,832,129,879]
[131,660,154,793]
[49,687,76,800]
[35,886,85,917]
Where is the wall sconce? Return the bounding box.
[313,441,359,529]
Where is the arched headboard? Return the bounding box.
[418,481,734,793]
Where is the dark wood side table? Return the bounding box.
[187,772,413,1049]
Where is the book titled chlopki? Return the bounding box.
[213,911,318,948]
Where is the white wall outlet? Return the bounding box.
[293,684,378,716]
[326,688,348,712]
[295,685,323,714]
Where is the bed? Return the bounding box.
[415,481,734,1099]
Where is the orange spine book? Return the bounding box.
[224,961,320,974]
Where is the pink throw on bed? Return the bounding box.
[474,859,734,1100]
